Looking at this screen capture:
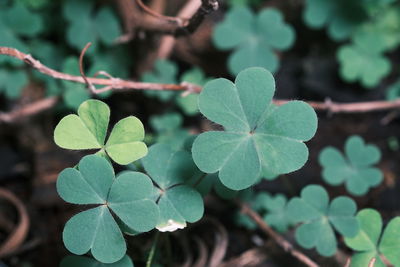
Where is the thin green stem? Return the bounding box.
[146,231,160,267]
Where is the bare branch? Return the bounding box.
[237,201,320,267]
[2,46,400,114]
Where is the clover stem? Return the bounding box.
[146,231,160,267]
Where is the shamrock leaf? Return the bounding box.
[54,99,148,165]
[319,135,383,196]
[61,255,134,267]
[337,31,391,88]
[58,155,159,263]
[177,68,211,115]
[345,209,400,267]
[142,59,178,102]
[149,112,190,150]
[386,79,400,100]
[188,173,238,199]
[213,7,295,75]
[141,144,204,232]
[303,0,367,41]
[287,185,359,256]
[63,0,122,51]
[192,67,317,190]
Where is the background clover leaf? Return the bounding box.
[287,185,359,256]
[192,67,317,190]
[319,135,383,196]
[58,155,159,263]
[236,191,292,232]
[212,7,295,75]
[142,59,178,101]
[303,0,367,41]
[54,99,148,165]
[0,69,28,99]
[337,33,391,88]
[61,255,134,267]
[63,0,121,51]
[345,209,400,267]
[149,112,190,151]
[142,144,204,232]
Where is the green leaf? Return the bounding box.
[192,67,317,190]
[142,60,178,101]
[58,155,159,263]
[61,255,134,267]
[303,0,367,41]
[2,2,43,36]
[149,113,190,151]
[319,135,383,196]
[105,117,148,165]
[54,100,148,165]
[213,7,295,75]
[0,69,28,99]
[345,209,400,267]
[142,144,204,232]
[287,185,359,256]
[337,42,391,88]
[63,0,121,51]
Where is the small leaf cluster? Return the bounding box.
[213,7,295,75]
[287,185,359,256]
[319,135,383,196]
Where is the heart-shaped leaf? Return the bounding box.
[213,7,295,75]
[54,99,148,165]
[61,255,134,267]
[287,185,359,256]
[192,67,318,190]
[142,144,204,232]
[345,208,400,267]
[319,135,383,196]
[57,155,159,263]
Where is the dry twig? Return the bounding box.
[238,201,320,267]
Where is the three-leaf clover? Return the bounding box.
[319,135,383,196]
[287,185,359,256]
[57,155,159,263]
[60,255,134,267]
[141,144,204,232]
[337,31,391,88]
[213,7,295,75]
[63,0,122,51]
[345,209,400,267]
[54,99,148,165]
[142,59,178,102]
[192,67,317,190]
[303,0,367,41]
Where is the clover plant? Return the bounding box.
[212,7,295,75]
[141,144,204,232]
[287,185,359,256]
[54,99,148,165]
[192,67,317,190]
[344,209,400,267]
[57,155,159,263]
[319,135,383,196]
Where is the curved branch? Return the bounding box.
[2,46,400,114]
